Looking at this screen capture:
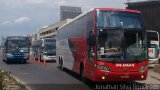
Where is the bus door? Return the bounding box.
[87,31,95,78]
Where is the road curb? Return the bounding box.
[10,74,32,90]
[150,76,160,81]
[154,64,160,74]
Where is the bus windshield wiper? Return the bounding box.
[98,27,122,30]
[123,27,142,30]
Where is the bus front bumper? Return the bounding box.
[149,58,158,64]
[94,69,148,82]
[43,55,56,61]
[148,58,158,67]
[6,57,27,62]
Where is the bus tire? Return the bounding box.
[60,57,63,70]
[22,60,26,64]
[6,60,10,64]
[3,57,6,62]
[3,59,5,62]
[58,56,61,66]
[80,63,87,83]
[40,55,42,62]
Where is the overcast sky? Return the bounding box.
[0,0,145,36]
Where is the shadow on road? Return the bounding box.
[2,60,30,65]
[57,67,149,90]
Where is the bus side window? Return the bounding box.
[87,11,94,62]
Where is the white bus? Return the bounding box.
[32,38,56,62]
[147,30,159,66]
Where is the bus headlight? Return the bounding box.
[96,65,110,72]
[43,52,47,55]
[7,53,13,58]
[139,65,148,72]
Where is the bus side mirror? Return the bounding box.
[89,31,95,46]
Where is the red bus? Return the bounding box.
[56,8,148,82]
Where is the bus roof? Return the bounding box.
[33,38,55,43]
[58,8,141,30]
[42,38,55,40]
[94,8,141,13]
[7,36,28,40]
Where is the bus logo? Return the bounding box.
[116,64,135,67]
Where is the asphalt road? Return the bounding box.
[0,50,90,90]
[0,50,160,90]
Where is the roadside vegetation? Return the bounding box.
[0,69,27,90]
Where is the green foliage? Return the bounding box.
[0,69,10,90]
[0,69,27,90]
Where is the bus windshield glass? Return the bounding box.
[44,39,56,44]
[44,43,56,55]
[97,29,147,62]
[7,40,29,53]
[96,10,144,29]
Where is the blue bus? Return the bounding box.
[2,36,30,63]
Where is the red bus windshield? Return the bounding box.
[96,10,147,62]
[97,29,147,62]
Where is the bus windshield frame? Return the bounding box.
[7,39,29,53]
[43,39,56,55]
[96,10,147,62]
[96,10,145,30]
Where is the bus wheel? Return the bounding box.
[6,60,10,64]
[80,65,86,83]
[22,60,26,64]
[40,55,42,62]
[60,57,63,70]
[59,56,61,65]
